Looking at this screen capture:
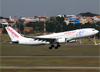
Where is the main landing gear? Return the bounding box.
[49,42,60,49]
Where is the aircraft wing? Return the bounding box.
[24,36,56,43]
[35,37,56,43]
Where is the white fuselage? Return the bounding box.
[18,28,99,45]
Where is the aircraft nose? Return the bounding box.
[95,30,99,34]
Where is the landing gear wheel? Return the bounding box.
[51,45,54,47]
[48,42,60,49]
[49,44,54,49]
[58,45,60,47]
[55,42,60,49]
[55,47,58,49]
[49,47,52,49]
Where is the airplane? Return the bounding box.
[5,26,99,49]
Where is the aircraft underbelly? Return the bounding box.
[19,40,50,45]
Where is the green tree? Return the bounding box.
[0,24,2,28]
[25,21,44,33]
[94,22,100,39]
[56,17,64,31]
[62,22,67,31]
[36,22,44,32]
[0,16,4,19]
[17,19,24,34]
[46,18,61,32]
[79,12,99,17]
[81,22,96,28]
[66,23,75,31]
[2,25,7,34]
[46,22,55,32]
[74,23,82,29]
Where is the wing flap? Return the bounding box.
[24,35,56,43]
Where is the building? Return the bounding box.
[80,17,87,24]
[69,18,80,24]
[85,17,93,24]
[92,16,100,23]
[64,18,70,25]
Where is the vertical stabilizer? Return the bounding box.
[5,26,21,41]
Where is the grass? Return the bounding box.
[1,57,99,67]
[0,45,99,56]
[0,34,100,72]
[0,69,99,72]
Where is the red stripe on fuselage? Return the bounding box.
[64,31,76,34]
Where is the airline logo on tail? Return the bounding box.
[7,27,19,38]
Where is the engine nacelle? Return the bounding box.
[57,38,77,43]
[57,38,67,43]
[67,39,77,43]
[11,41,19,44]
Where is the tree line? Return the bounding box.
[25,17,99,32]
[1,17,99,38]
[25,17,99,38]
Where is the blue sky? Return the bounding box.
[1,0,99,18]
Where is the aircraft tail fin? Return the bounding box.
[5,26,22,41]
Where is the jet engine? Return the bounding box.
[57,38,77,43]
[67,39,77,43]
[57,38,67,43]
